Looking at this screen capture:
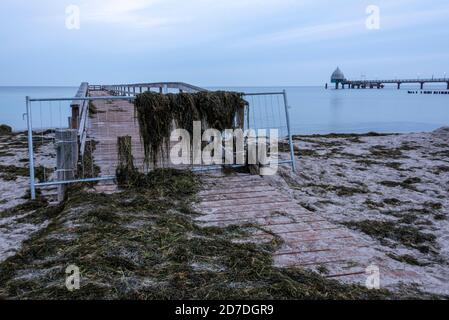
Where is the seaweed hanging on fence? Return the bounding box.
[134,91,248,166]
[134,93,172,166]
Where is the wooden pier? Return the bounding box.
[329,67,449,90]
[337,78,449,90]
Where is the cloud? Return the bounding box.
[79,0,172,27]
[76,0,294,28]
[232,3,449,48]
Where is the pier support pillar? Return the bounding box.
[420,82,424,90]
[55,129,78,202]
[397,83,401,90]
[447,82,449,90]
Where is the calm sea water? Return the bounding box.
[0,87,78,131]
[214,86,449,135]
[0,86,448,134]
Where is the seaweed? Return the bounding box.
[88,101,106,118]
[78,140,100,179]
[343,220,437,253]
[386,254,429,267]
[134,91,248,166]
[304,183,368,197]
[116,136,140,188]
[0,124,12,136]
[0,164,51,182]
[0,169,401,300]
[379,177,421,190]
[369,145,405,159]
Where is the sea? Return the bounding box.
[0,85,448,135]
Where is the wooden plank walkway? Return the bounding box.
[194,174,422,286]
[87,90,145,178]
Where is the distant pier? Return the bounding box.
[328,67,449,90]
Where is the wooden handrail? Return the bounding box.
[90,82,207,94]
[72,82,89,157]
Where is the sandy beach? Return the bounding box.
[1,127,448,297]
[274,127,449,294]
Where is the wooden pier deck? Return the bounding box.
[87,90,145,179]
[86,89,422,287]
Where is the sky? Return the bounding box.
[0,0,448,86]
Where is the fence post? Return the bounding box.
[26,96,36,200]
[71,103,80,129]
[283,90,296,172]
[55,129,78,202]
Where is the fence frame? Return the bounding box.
[25,90,296,200]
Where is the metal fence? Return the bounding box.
[25,86,296,200]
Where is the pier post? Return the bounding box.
[55,129,78,202]
[447,82,449,90]
[420,82,424,90]
[70,103,79,129]
[397,83,401,90]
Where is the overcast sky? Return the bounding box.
[1,0,448,86]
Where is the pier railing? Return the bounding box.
[90,82,207,95]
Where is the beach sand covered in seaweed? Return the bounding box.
[274,127,449,295]
[1,125,448,298]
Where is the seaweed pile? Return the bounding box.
[0,169,406,300]
[116,136,140,188]
[134,91,247,166]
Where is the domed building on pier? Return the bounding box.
[330,67,346,89]
[331,67,346,83]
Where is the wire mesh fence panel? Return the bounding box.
[25,88,296,199]
[27,99,72,185]
[244,92,289,139]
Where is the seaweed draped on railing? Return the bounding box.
[133,91,248,166]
